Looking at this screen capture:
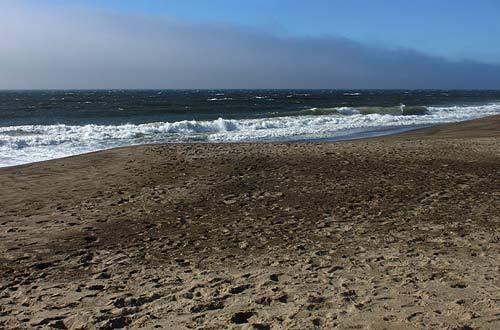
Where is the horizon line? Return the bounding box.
[2,88,500,92]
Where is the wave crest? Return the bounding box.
[1,103,499,166]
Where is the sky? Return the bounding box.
[1,0,500,89]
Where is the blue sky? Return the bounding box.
[1,0,500,89]
[29,0,500,64]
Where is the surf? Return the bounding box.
[1,102,500,167]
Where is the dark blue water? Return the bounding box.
[1,89,500,126]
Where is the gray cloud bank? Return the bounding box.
[1,2,500,89]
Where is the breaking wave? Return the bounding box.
[1,103,499,167]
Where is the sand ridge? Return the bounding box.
[0,116,500,329]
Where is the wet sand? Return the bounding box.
[1,115,499,329]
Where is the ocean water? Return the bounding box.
[1,90,500,167]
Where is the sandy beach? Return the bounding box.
[1,115,499,330]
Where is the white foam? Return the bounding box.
[336,107,361,115]
[208,97,233,101]
[1,103,499,167]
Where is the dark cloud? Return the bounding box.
[1,2,500,89]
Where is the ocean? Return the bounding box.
[1,89,500,167]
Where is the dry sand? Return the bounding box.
[1,116,499,330]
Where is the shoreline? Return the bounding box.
[2,114,498,170]
[1,115,499,329]
[1,125,422,170]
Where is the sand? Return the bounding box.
[1,115,499,330]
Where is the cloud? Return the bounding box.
[1,2,500,89]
